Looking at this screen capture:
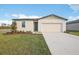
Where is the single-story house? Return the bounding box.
[66,19,79,31]
[12,14,67,33]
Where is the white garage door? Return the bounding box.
[41,23,62,32]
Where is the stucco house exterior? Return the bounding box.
[12,14,67,33]
[66,19,79,31]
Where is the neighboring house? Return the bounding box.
[12,14,67,33]
[66,19,79,31]
[1,23,11,27]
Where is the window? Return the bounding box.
[22,21,25,28]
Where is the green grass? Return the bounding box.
[0,33,51,55]
[66,31,79,36]
[0,26,11,29]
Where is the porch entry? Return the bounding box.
[34,22,38,31]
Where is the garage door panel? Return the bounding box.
[41,23,62,32]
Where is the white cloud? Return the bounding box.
[18,14,28,18]
[11,14,41,19]
[0,14,40,25]
[69,4,79,11]
[68,16,79,21]
[18,14,40,19]
[0,20,12,26]
[0,14,41,25]
[68,4,79,21]
[27,16,40,18]
[11,14,18,17]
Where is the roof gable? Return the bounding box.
[39,14,67,21]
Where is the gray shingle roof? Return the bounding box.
[12,18,38,21]
[12,14,67,21]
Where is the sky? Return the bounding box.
[0,4,79,24]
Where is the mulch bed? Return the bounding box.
[3,31,33,35]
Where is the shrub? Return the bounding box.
[11,21,17,32]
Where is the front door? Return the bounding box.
[34,22,38,31]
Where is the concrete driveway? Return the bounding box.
[43,33,79,55]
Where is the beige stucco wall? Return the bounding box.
[38,16,66,32]
[66,23,79,31]
[16,20,34,32]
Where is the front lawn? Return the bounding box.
[0,33,51,55]
[66,31,79,36]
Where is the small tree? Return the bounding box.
[11,21,16,32]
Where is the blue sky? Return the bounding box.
[0,4,79,24]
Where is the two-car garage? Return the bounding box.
[41,23,62,32]
[38,15,67,33]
